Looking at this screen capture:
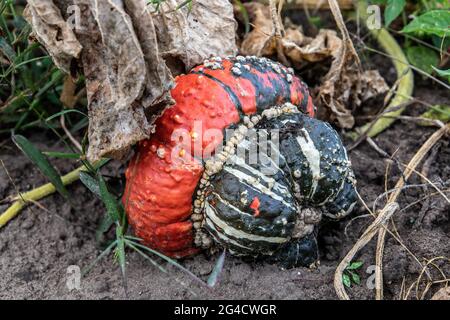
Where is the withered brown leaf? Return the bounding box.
[24,0,82,73]
[25,0,238,161]
[238,1,388,128]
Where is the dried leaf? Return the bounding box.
[282,29,342,63]
[123,0,174,108]
[318,0,388,128]
[59,75,77,108]
[153,0,238,74]
[24,0,82,73]
[26,0,237,162]
[86,0,151,161]
[240,3,275,56]
[240,3,340,63]
[431,286,450,300]
[238,1,388,128]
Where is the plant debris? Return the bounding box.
[239,1,388,128]
[23,0,82,74]
[431,286,450,300]
[24,0,237,161]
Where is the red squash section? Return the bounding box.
[124,57,315,258]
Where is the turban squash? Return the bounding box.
[123,56,357,268]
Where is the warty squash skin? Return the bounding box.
[123,56,356,267]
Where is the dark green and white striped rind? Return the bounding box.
[270,113,357,216]
[203,112,357,264]
[204,151,298,256]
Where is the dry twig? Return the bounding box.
[334,124,450,300]
[375,124,450,300]
[334,202,399,300]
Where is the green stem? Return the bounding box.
[352,0,414,139]
[0,159,106,229]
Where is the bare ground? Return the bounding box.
[0,78,449,300]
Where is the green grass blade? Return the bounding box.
[97,173,120,222]
[95,213,114,243]
[115,229,127,291]
[128,240,207,288]
[81,240,117,277]
[207,249,226,287]
[176,0,192,10]
[124,235,144,241]
[12,134,69,198]
[234,0,250,34]
[0,36,16,61]
[126,241,168,274]
[42,151,81,159]
[70,117,89,133]
[45,109,88,122]
[91,158,111,171]
[79,171,101,198]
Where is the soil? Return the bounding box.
[1,64,449,300]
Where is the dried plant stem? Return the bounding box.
[0,164,88,228]
[260,0,354,10]
[60,114,82,152]
[375,123,450,300]
[404,257,450,300]
[268,0,289,65]
[328,0,361,69]
[334,123,449,300]
[334,202,399,300]
[353,0,414,139]
[59,76,85,152]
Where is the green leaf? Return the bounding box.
[420,105,450,125]
[234,0,250,34]
[118,203,128,233]
[115,228,127,290]
[0,37,16,62]
[95,213,114,243]
[12,134,68,198]
[207,250,226,287]
[342,273,351,288]
[406,45,439,75]
[402,10,450,37]
[432,66,450,83]
[79,171,101,198]
[71,117,89,133]
[97,173,120,222]
[42,151,81,159]
[347,261,364,270]
[350,271,361,285]
[384,0,405,27]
